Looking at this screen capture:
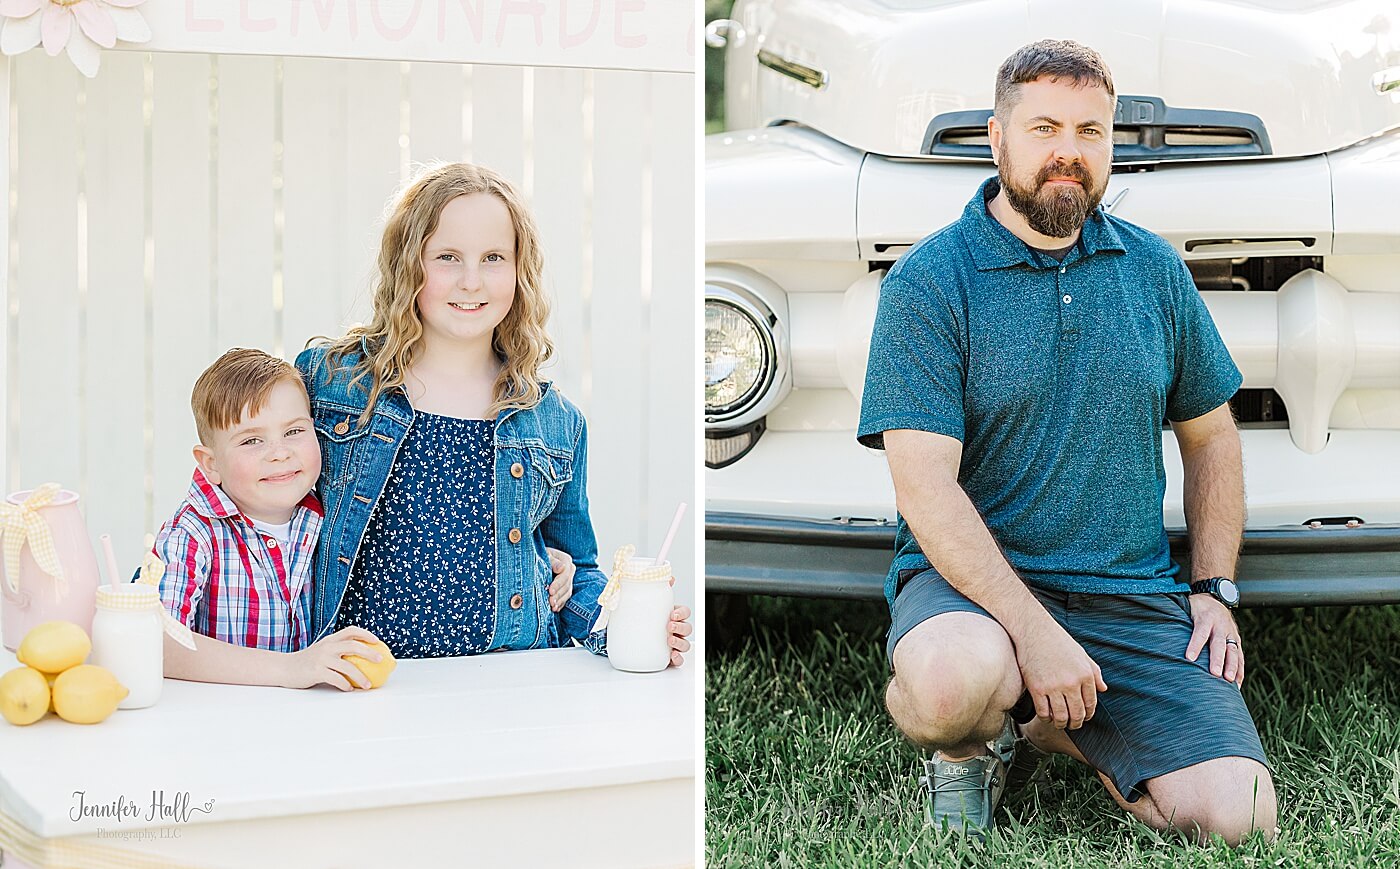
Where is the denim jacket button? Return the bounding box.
[508,528,522,544]
[509,593,523,609]
[510,462,525,479]
[333,421,350,435]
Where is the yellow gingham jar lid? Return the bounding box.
[610,544,672,582]
[95,583,161,611]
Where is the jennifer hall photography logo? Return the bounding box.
[70,790,216,839]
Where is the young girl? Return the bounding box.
[295,163,691,661]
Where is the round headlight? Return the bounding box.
[705,298,772,417]
[703,267,791,432]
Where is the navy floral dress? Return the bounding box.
[335,412,497,658]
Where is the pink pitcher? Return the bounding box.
[0,485,101,651]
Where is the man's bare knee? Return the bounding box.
[887,612,1020,748]
[1169,802,1278,846]
[886,676,983,748]
[1147,758,1278,846]
[1193,770,1277,846]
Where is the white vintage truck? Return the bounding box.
[704,0,1400,606]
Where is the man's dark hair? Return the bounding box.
[994,40,1115,122]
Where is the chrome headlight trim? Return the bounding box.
[705,289,774,420]
[704,271,791,430]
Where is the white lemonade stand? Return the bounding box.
[0,1,698,866]
[0,643,693,868]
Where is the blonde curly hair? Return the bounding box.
[316,162,553,426]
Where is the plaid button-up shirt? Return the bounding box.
[152,469,323,652]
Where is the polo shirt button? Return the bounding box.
[508,528,522,544]
[1060,266,1066,274]
[1063,294,1072,304]
[509,593,523,609]
[510,462,525,479]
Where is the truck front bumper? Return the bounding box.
[706,512,1400,607]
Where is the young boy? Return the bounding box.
[149,348,383,690]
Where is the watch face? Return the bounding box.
[1219,578,1240,605]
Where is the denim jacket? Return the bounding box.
[294,345,607,651]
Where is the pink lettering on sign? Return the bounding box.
[614,0,645,49]
[240,0,275,33]
[439,0,486,44]
[372,0,423,40]
[178,0,680,57]
[495,0,545,48]
[559,0,601,50]
[185,0,222,33]
[290,0,360,39]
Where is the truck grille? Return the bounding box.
[922,95,1270,163]
[1183,256,1310,429]
[1229,389,1289,427]
[1186,256,1323,293]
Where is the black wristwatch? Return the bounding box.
[1189,576,1240,608]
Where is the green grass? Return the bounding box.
[705,595,1400,867]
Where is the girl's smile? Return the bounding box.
[447,301,489,312]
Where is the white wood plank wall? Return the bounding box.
[3,52,696,607]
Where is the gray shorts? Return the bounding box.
[887,567,1271,802]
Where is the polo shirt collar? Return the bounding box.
[963,175,1126,271]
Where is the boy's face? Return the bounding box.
[193,380,321,525]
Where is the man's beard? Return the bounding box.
[998,149,1106,239]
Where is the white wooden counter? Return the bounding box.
[0,646,695,869]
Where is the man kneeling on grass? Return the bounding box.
[856,39,1277,844]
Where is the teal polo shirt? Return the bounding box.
[857,176,1241,604]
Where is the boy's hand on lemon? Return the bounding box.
[0,667,51,725]
[285,627,390,691]
[343,638,396,689]
[51,665,128,724]
[16,621,92,674]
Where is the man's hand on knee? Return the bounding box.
[1184,595,1246,687]
[1013,616,1108,730]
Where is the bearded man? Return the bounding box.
[857,39,1277,843]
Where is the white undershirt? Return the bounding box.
[249,516,293,549]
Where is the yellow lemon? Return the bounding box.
[16,621,92,675]
[52,665,128,724]
[0,666,50,726]
[343,639,397,689]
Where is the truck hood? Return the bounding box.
[724,0,1400,160]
